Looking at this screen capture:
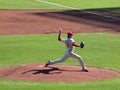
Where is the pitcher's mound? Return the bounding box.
[0,64,120,82]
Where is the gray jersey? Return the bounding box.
[61,38,75,52]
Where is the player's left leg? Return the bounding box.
[70,52,88,71]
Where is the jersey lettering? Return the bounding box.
[66,41,71,48]
[61,38,74,51]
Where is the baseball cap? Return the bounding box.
[67,32,74,36]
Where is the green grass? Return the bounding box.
[0,78,120,90]
[47,0,120,9]
[0,33,120,90]
[0,0,120,13]
[0,34,120,70]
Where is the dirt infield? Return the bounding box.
[0,10,119,35]
[0,10,120,82]
[0,64,120,82]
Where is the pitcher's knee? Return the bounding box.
[77,56,82,60]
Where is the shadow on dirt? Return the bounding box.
[33,10,120,24]
[31,7,120,32]
[22,67,61,74]
[22,66,81,75]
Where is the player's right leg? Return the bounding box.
[45,54,69,67]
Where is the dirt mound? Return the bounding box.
[0,64,120,82]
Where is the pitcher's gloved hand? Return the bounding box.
[80,42,85,48]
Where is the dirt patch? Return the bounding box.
[0,64,120,82]
[0,10,119,35]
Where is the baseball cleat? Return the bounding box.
[82,69,89,72]
[44,61,50,67]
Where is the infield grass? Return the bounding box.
[0,78,120,90]
[0,33,120,90]
[0,33,120,70]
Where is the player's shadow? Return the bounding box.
[22,66,81,75]
[22,67,61,74]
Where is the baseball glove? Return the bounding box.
[80,42,85,48]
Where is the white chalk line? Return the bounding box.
[36,0,119,20]
[36,0,78,10]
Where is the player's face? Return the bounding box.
[67,34,73,38]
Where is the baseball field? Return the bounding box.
[0,0,120,90]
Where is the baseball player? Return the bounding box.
[45,29,88,72]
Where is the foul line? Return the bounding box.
[36,0,119,20]
[36,0,79,9]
